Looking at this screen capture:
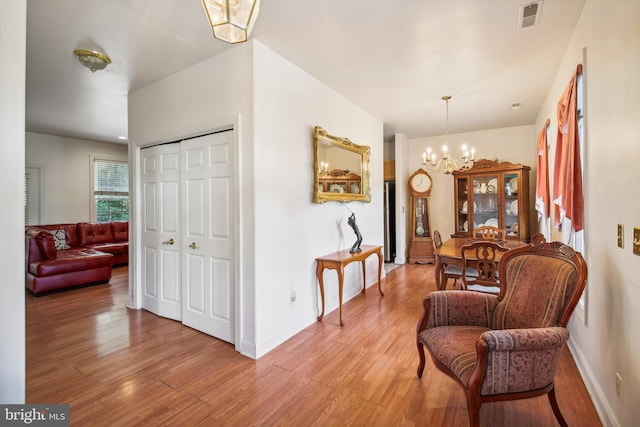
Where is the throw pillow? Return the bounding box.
[49,229,71,250]
[35,232,57,260]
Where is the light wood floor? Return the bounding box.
[26,264,602,426]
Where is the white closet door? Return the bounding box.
[181,132,235,343]
[141,144,182,320]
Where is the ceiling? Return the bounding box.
[25,0,586,144]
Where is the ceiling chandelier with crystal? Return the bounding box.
[422,96,475,174]
[201,0,260,44]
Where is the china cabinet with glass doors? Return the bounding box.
[452,160,530,242]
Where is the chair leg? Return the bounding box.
[442,278,452,290]
[466,395,481,427]
[548,386,568,427]
[416,341,426,378]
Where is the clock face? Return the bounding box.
[411,172,432,193]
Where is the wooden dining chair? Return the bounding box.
[416,241,588,427]
[531,232,547,245]
[474,225,505,240]
[460,241,510,294]
[433,230,460,288]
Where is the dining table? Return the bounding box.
[434,237,527,290]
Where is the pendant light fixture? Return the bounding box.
[201,0,261,44]
[422,96,476,174]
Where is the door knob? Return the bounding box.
[189,242,198,249]
[162,238,174,245]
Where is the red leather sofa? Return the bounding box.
[25,222,128,296]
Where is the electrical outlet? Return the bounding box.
[615,373,622,400]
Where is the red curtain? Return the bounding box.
[535,119,550,221]
[553,64,584,232]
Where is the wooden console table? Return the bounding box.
[315,244,384,326]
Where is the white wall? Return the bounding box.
[129,43,256,355]
[536,0,640,425]
[128,40,383,359]
[26,132,128,224]
[394,133,410,264]
[407,125,536,240]
[0,0,26,403]
[251,42,383,357]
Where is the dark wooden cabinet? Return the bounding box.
[453,160,530,242]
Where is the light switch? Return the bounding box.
[634,227,640,256]
[618,224,624,248]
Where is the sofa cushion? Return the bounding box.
[420,325,490,386]
[78,222,114,246]
[28,249,113,276]
[49,229,71,250]
[35,231,57,260]
[111,221,128,242]
[85,242,126,255]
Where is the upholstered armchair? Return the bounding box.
[416,241,587,427]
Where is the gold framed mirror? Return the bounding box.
[313,126,371,203]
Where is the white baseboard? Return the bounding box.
[567,338,619,427]
[240,339,257,360]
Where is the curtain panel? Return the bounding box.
[553,64,584,232]
[535,118,550,221]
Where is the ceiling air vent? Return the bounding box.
[518,1,542,29]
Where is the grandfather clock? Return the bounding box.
[408,169,435,264]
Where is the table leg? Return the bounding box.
[376,249,384,296]
[361,260,367,294]
[337,266,345,326]
[316,261,325,321]
[435,255,443,290]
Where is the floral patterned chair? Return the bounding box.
[416,241,587,427]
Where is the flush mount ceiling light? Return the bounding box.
[201,0,260,44]
[73,49,111,72]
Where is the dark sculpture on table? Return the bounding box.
[347,213,363,253]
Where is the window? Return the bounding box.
[94,159,129,222]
